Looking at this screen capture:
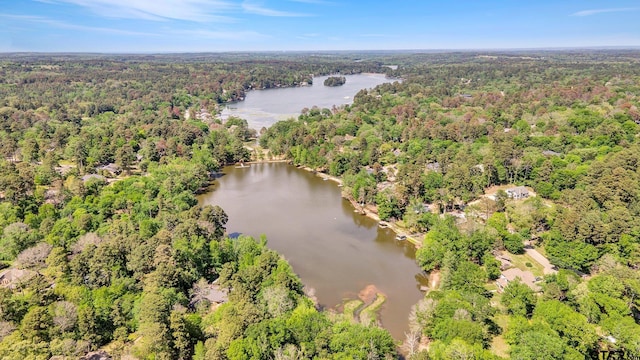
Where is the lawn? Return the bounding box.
[490,314,511,358]
[508,252,545,277]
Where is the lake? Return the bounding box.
[220,73,397,130]
[198,163,427,339]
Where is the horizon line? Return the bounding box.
[2,45,640,56]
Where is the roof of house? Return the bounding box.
[98,163,121,174]
[425,162,441,172]
[81,174,106,182]
[502,268,540,292]
[0,268,36,289]
[506,186,529,196]
[190,283,228,307]
[542,150,562,157]
[80,350,112,360]
[205,286,229,303]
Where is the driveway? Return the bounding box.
[525,247,557,275]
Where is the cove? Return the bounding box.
[220,73,396,130]
[198,163,427,339]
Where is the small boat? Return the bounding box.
[395,234,407,241]
[379,221,389,228]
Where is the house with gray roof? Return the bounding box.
[506,186,529,200]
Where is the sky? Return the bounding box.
[1,0,639,52]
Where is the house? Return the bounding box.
[497,256,513,271]
[203,285,228,304]
[98,163,121,176]
[506,186,529,200]
[472,164,485,174]
[80,350,112,360]
[425,162,441,172]
[190,281,228,308]
[196,108,213,122]
[0,268,36,289]
[496,268,540,292]
[81,174,106,183]
[542,150,562,157]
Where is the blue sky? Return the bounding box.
[1,0,639,52]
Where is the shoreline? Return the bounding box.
[218,72,392,105]
[297,165,422,248]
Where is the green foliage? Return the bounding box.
[501,280,536,317]
[376,189,402,221]
[0,222,39,261]
[329,321,396,359]
[412,290,494,349]
[483,254,501,281]
[323,76,347,87]
[428,338,499,360]
[546,237,600,272]
[533,300,599,357]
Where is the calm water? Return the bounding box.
[220,73,396,129]
[198,163,427,339]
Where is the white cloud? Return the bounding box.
[241,1,309,17]
[0,14,157,35]
[288,0,334,5]
[38,0,236,22]
[571,7,639,17]
[172,28,267,40]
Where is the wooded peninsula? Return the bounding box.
[1,50,639,359]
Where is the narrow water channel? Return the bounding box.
[198,163,427,339]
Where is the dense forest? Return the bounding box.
[1,50,640,359]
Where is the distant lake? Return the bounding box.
[220,73,397,129]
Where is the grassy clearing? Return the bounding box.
[491,335,510,358]
[509,253,545,277]
[489,292,507,313]
[359,293,387,326]
[485,282,499,293]
[342,299,364,322]
[490,314,511,358]
[58,160,76,166]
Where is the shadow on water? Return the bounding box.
[211,171,226,179]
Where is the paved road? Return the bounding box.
[525,247,557,275]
